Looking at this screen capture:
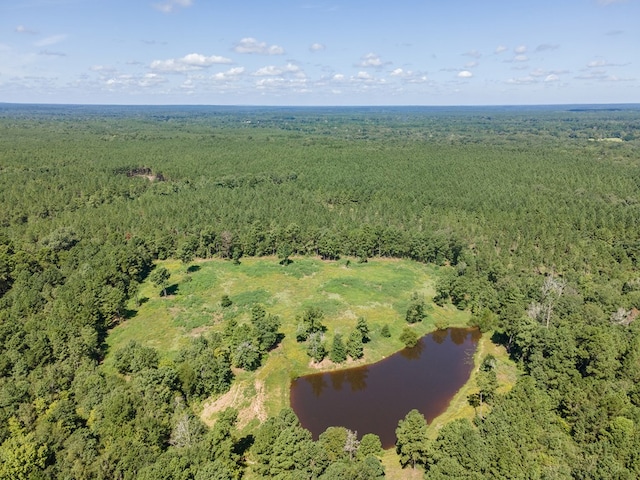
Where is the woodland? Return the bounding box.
[1,103,640,479]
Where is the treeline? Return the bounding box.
[1,105,640,478]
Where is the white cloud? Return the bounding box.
[310,43,325,52]
[513,54,529,62]
[358,53,384,68]
[506,76,536,85]
[332,73,345,82]
[586,59,627,68]
[253,63,302,76]
[544,74,559,82]
[150,53,232,72]
[576,70,632,82]
[104,73,167,89]
[530,69,547,77]
[15,25,38,35]
[463,49,482,59]
[458,70,473,78]
[390,68,428,83]
[234,37,284,55]
[514,45,527,54]
[212,67,245,81]
[34,34,67,47]
[355,71,374,80]
[495,45,508,54]
[464,61,479,69]
[91,65,116,73]
[154,0,193,13]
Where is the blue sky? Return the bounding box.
[1,0,638,105]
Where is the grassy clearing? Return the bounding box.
[106,256,469,414]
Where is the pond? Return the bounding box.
[290,327,481,448]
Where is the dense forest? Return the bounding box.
[1,103,640,479]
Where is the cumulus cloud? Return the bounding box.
[495,45,508,54]
[514,45,527,54]
[391,68,428,83]
[253,63,302,76]
[234,37,284,55]
[356,71,373,79]
[358,53,384,68]
[544,74,559,82]
[154,0,193,13]
[464,60,479,69]
[458,70,473,78]
[150,53,232,72]
[212,67,245,81]
[310,43,325,52]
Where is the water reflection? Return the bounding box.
[345,367,368,392]
[306,374,329,397]
[431,328,449,345]
[290,328,480,449]
[399,338,425,360]
[330,370,346,390]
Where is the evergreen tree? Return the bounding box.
[347,329,364,360]
[356,316,371,343]
[395,409,429,469]
[380,324,391,338]
[330,334,347,363]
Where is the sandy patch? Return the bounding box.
[200,380,267,429]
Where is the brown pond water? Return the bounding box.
[290,327,481,449]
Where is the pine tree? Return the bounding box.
[395,409,429,469]
[347,329,364,360]
[330,333,347,363]
[356,316,370,343]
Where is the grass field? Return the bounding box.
[105,255,516,478]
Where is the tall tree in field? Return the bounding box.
[356,316,370,343]
[395,409,429,469]
[149,266,170,297]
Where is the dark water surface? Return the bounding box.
[290,327,481,448]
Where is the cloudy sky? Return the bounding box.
[1,0,638,105]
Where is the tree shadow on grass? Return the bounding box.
[165,284,179,296]
[187,265,201,273]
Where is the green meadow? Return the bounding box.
[105,256,471,428]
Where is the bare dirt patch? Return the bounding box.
[200,380,267,429]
